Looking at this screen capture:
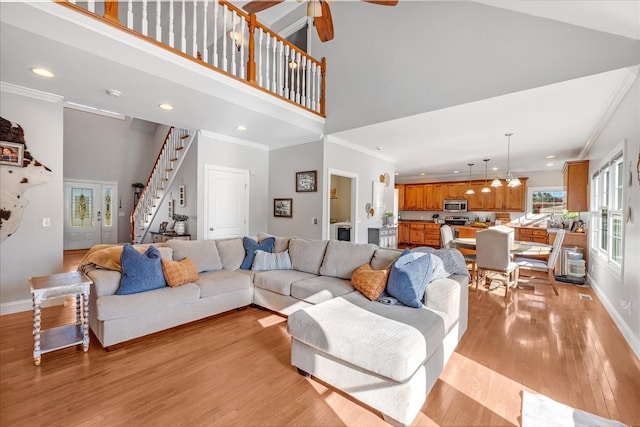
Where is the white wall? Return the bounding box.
[0,85,64,313]
[585,75,640,358]
[268,140,324,239]
[324,141,396,243]
[310,1,640,134]
[196,133,269,239]
[64,109,166,243]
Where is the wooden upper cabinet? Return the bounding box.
[563,160,589,212]
[485,183,505,211]
[504,178,527,211]
[466,183,486,211]
[424,184,443,210]
[404,184,425,211]
[395,184,405,211]
[443,183,466,199]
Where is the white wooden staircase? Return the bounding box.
[131,126,195,244]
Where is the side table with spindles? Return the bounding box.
[29,271,91,366]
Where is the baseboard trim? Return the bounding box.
[1,298,65,316]
[587,273,640,361]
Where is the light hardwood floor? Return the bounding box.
[1,254,639,426]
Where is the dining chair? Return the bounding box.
[515,229,566,295]
[475,227,520,298]
[441,225,477,287]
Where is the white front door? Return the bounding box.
[204,165,249,239]
[64,181,118,249]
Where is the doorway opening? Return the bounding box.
[326,169,358,242]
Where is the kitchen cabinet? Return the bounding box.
[424,184,443,210]
[409,223,425,244]
[443,183,466,200]
[368,227,397,249]
[404,184,425,211]
[517,227,548,244]
[563,160,589,212]
[423,223,440,247]
[395,184,405,211]
[466,183,486,211]
[398,222,410,244]
[484,183,505,211]
[504,182,526,211]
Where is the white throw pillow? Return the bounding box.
[252,249,293,271]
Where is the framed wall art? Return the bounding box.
[274,198,293,218]
[296,170,317,192]
[0,141,24,167]
[178,185,186,207]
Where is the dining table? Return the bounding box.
[452,238,553,291]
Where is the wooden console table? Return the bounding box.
[29,271,91,366]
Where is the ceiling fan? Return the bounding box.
[242,0,399,42]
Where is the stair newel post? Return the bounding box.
[103,0,119,24]
[320,57,326,116]
[247,13,257,84]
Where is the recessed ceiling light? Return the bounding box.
[31,68,54,78]
[236,125,247,131]
[419,173,426,176]
[545,155,556,159]
[492,167,499,171]
[546,162,554,167]
[453,170,460,174]
[395,172,399,176]
[159,103,173,110]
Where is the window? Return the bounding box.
[591,149,625,269]
[531,190,566,215]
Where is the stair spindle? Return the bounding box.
[257,28,264,87]
[192,0,197,58]
[213,0,219,68]
[202,0,208,63]
[127,0,133,29]
[271,35,277,92]
[231,11,237,75]
[156,0,162,42]
[239,17,246,79]
[283,44,289,99]
[181,0,187,53]
[142,0,148,36]
[169,0,175,47]
[222,5,228,72]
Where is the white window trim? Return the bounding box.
[526,185,564,218]
[590,140,626,276]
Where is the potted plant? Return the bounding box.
[384,212,394,226]
[173,214,189,235]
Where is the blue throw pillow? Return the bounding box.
[386,249,433,308]
[240,237,275,270]
[117,244,167,295]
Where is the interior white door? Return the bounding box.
[64,181,118,249]
[204,165,249,239]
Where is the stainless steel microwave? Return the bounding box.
[443,199,468,212]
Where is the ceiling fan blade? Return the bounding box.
[361,0,399,5]
[242,0,285,14]
[314,1,334,42]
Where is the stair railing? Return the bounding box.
[130,127,195,243]
[60,0,325,116]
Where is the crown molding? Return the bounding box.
[0,81,63,103]
[580,66,639,159]
[199,129,270,151]
[326,135,397,163]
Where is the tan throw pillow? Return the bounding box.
[161,258,198,288]
[351,264,389,301]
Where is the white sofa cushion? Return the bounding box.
[96,283,200,321]
[290,276,355,304]
[319,240,377,279]
[253,270,317,296]
[288,290,448,383]
[215,238,245,271]
[196,270,253,298]
[167,239,222,273]
[288,238,329,275]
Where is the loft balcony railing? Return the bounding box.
[59,0,326,116]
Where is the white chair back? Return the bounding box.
[547,229,566,269]
[476,227,514,271]
[440,225,454,248]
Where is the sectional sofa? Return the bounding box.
[80,234,469,426]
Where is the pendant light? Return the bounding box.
[481,159,491,193]
[465,163,475,195]
[505,133,522,187]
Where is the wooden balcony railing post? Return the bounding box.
[247,13,257,83]
[104,0,120,25]
[320,57,326,116]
